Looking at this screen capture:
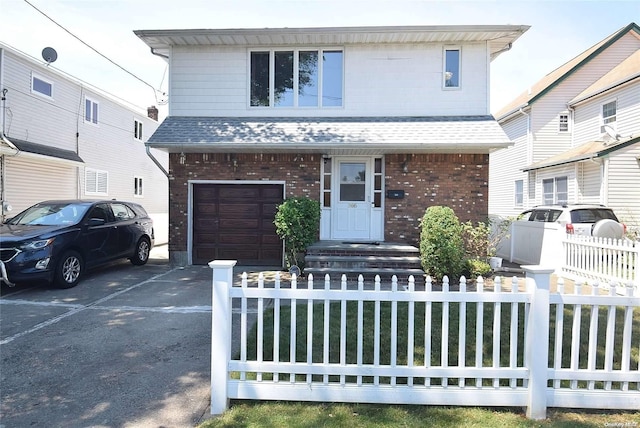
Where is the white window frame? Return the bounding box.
[134,176,143,197]
[85,97,99,125]
[601,99,617,132]
[31,73,53,98]
[514,179,524,207]
[248,48,344,108]
[443,46,461,89]
[542,176,567,205]
[134,119,143,141]
[85,168,108,195]
[558,113,569,132]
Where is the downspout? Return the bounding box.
[145,143,168,177]
[1,84,20,221]
[145,48,170,178]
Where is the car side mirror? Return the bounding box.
[88,218,106,226]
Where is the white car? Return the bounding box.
[518,204,626,239]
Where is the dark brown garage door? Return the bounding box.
[192,183,283,265]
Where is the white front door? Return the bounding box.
[331,158,372,240]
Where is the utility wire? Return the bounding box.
[22,0,166,104]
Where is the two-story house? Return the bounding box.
[0,43,169,243]
[489,23,640,234]
[135,25,529,266]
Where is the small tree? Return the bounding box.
[274,196,320,269]
[419,206,465,281]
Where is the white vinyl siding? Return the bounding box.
[604,145,640,233]
[489,114,529,216]
[168,43,490,117]
[3,157,76,213]
[575,161,602,204]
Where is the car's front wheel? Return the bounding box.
[54,250,83,288]
[130,237,151,266]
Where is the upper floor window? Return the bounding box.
[559,114,569,132]
[85,97,99,124]
[32,74,53,98]
[444,48,460,88]
[134,119,143,141]
[542,176,567,205]
[250,49,343,108]
[601,100,617,132]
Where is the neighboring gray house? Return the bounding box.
[0,43,169,243]
[489,22,640,234]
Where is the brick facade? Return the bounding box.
[168,152,488,253]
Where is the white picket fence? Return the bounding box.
[563,234,640,296]
[209,261,640,420]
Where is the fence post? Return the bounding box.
[209,260,237,415]
[522,265,554,420]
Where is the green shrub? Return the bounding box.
[274,196,321,269]
[419,206,465,281]
[461,221,491,261]
[465,259,492,278]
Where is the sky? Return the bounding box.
[2,0,639,120]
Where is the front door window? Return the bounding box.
[340,163,366,201]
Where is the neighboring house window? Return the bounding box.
[601,100,617,132]
[85,168,108,195]
[542,176,568,205]
[32,74,53,97]
[134,120,143,141]
[134,176,143,197]
[250,49,343,108]
[514,180,523,206]
[85,97,99,124]
[444,48,460,88]
[559,114,569,132]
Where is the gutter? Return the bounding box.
[0,132,19,155]
[150,47,169,60]
[145,143,168,177]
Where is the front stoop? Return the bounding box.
[304,241,424,286]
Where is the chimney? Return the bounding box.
[147,106,159,121]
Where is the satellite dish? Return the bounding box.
[42,47,58,64]
[601,124,619,141]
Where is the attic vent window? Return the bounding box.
[559,114,569,132]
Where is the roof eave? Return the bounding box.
[147,141,512,155]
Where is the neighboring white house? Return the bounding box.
[0,43,169,243]
[135,24,529,266]
[489,22,640,234]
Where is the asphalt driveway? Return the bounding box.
[0,246,218,428]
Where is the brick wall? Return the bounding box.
[168,152,488,252]
[384,153,489,246]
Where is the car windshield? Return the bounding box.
[570,209,618,223]
[7,203,89,226]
